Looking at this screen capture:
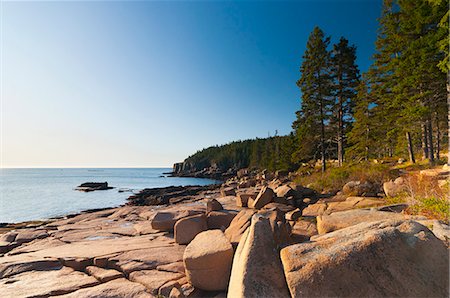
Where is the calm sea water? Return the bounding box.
[0,168,219,223]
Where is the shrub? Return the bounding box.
[294,162,393,194]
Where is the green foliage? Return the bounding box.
[294,162,393,193]
[183,135,297,172]
[409,197,450,222]
[348,0,448,161]
[293,26,334,171]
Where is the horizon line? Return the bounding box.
[0,166,173,169]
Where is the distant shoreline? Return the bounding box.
[0,168,220,225]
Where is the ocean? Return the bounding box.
[0,168,219,223]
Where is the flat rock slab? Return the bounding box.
[0,257,62,279]
[302,196,385,217]
[108,244,185,274]
[281,220,449,298]
[316,209,425,234]
[86,265,123,282]
[18,234,173,260]
[129,269,184,295]
[0,266,99,298]
[59,278,153,298]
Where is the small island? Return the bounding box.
[75,182,114,192]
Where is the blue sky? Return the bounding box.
[2,0,382,168]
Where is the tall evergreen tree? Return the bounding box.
[365,0,402,158]
[347,79,375,160]
[395,0,447,162]
[330,37,360,166]
[293,26,333,172]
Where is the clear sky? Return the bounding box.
[1,0,382,168]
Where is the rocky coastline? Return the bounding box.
[170,162,237,180]
[1,168,449,297]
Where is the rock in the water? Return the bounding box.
[225,209,257,246]
[316,209,424,234]
[206,199,223,213]
[183,230,233,291]
[227,215,290,298]
[151,210,201,231]
[75,182,113,192]
[174,214,208,245]
[280,220,449,297]
[206,210,237,230]
[249,186,274,209]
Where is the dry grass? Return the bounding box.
[294,162,394,194]
[400,174,449,223]
[295,159,449,223]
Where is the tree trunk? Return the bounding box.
[406,131,415,163]
[422,122,429,160]
[447,79,450,165]
[337,101,343,167]
[320,96,326,173]
[435,112,440,161]
[427,119,434,162]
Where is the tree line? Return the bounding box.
[293,0,448,172]
[183,135,297,173]
[181,0,448,173]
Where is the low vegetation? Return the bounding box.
[294,162,394,194]
[389,173,449,223]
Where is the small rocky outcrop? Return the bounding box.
[183,230,233,291]
[280,220,449,297]
[227,215,290,298]
[127,185,219,206]
[75,182,113,192]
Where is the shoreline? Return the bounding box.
[0,182,221,232]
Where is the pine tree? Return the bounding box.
[365,0,402,158]
[293,26,333,172]
[347,79,375,160]
[395,0,448,162]
[330,37,360,166]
